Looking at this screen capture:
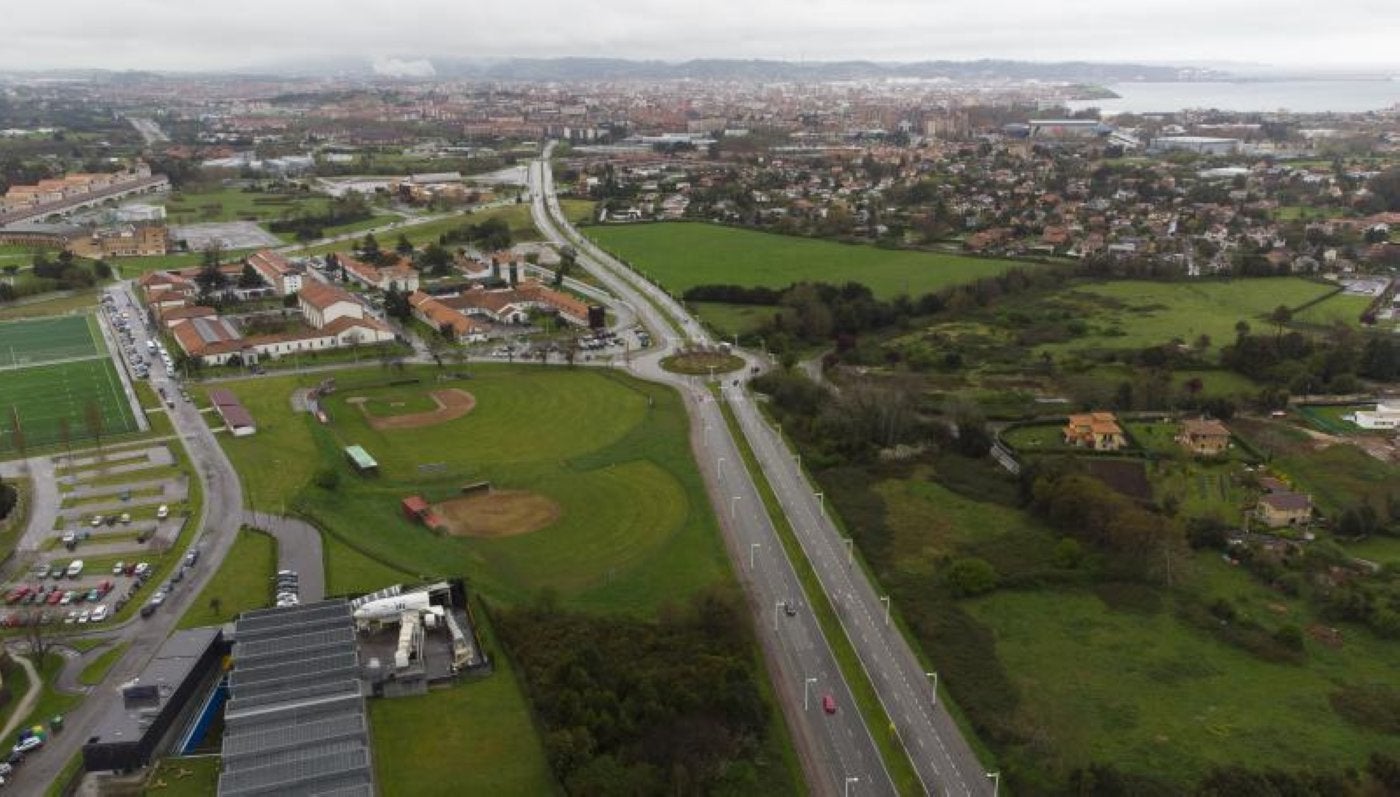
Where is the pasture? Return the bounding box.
[0,315,137,452]
[1035,278,1342,357]
[586,222,1030,298]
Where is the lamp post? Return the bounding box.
[844,776,859,797]
[987,771,1000,797]
[749,542,760,570]
[730,495,740,521]
[880,595,891,627]
[804,677,817,711]
[815,491,825,518]
[927,671,938,705]
[844,537,854,566]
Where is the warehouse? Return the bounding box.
[218,600,376,797]
[82,627,227,774]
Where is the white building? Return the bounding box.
[1346,401,1400,431]
[1150,136,1240,156]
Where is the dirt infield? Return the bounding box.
[434,490,561,538]
[349,388,477,431]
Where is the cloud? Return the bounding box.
[372,57,436,78]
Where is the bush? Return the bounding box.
[1053,537,1083,569]
[946,557,998,597]
[1329,683,1400,733]
[1273,624,1304,652]
[313,468,340,491]
[0,480,16,521]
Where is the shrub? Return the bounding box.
[0,480,16,521]
[1329,683,1400,733]
[946,557,998,597]
[313,468,340,491]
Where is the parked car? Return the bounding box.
[184,549,200,567]
[112,561,125,576]
[156,505,169,520]
[89,605,108,623]
[12,735,41,754]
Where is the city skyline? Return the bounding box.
[1,0,1397,74]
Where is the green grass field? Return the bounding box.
[0,357,138,452]
[587,222,1030,298]
[690,301,776,338]
[0,290,102,321]
[163,187,332,225]
[1038,278,1342,357]
[177,528,276,628]
[212,363,777,793]
[0,314,100,367]
[1293,292,1372,328]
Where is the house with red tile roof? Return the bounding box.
[246,250,303,295]
[337,253,420,293]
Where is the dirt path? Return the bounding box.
[0,653,40,743]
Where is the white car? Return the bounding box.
[12,736,42,754]
[112,561,126,575]
[89,605,108,622]
[156,505,169,520]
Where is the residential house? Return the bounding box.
[1176,418,1231,456]
[1063,412,1127,451]
[1256,491,1313,528]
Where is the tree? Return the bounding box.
[360,233,381,261]
[395,234,414,256]
[83,399,105,452]
[1269,305,1293,341]
[946,558,998,597]
[238,262,263,289]
[9,406,25,458]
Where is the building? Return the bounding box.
[1345,400,1400,431]
[433,279,592,327]
[1176,418,1231,456]
[298,281,366,329]
[209,389,256,436]
[1256,491,1313,528]
[345,445,379,474]
[83,627,226,774]
[66,223,169,258]
[337,253,420,293]
[1150,136,1240,156]
[246,250,303,296]
[1063,412,1126,451]
[1026,119,1107,140]
[408,290,489,342]
[218,601,376,797]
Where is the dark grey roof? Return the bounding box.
[86,627,222,750]
[219,600,374,797]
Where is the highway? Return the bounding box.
[530,156,895,796]
[531,147,993,795]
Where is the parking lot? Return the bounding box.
[3,442,194,628]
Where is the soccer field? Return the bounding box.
[0,315,138,453]
[0,314,102,367]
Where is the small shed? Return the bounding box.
[208,389,256,437]
[402,496,431,522]
[345,445,379,474]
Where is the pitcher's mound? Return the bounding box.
[355,388,476,431]
[434,490,561,538]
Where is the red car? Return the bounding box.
[46,590,64,605]
[822,694,837,715]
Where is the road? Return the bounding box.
[530,157,895,796]
[4,282,250,793]
[532,148,992,796]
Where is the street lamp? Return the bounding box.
[730,495,740,521]
[844,537,854,566]
[774,600,783,631]
[880,595,891,626]
[717,456,725,472]
[804,677,817,710]
[844,776,859,797]
[927,671,938,705]
[987,771,1000,797]
[815,491,825,518]
[749,542,760,570]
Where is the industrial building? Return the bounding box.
[350,581,488,698]
[82,627,227,774]
[1149,136,1241,156]
[218,600,376,797]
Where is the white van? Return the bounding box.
[66,560,85,578]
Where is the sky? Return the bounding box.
[2,0,1397,73]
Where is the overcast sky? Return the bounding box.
[2,0,1397,73]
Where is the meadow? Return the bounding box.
[163,186,332,225]
[1035,278,1342,357]
[586,222,1030,298]
[819,461,1400,790]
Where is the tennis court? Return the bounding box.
[0,313,139,453]
[0,314,102,368]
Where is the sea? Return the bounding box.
[1066,80,1400,114]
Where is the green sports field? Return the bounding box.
[0,314,138,452]
[586,222,1031,298]
[0,314,101,367]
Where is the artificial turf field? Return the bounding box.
[0,314,138,451]
[0,314,101,367]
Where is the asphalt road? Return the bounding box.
[532,149,993,796]
[530,156,896,796]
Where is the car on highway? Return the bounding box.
[783,601,797,617]
[822,694,837,715]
